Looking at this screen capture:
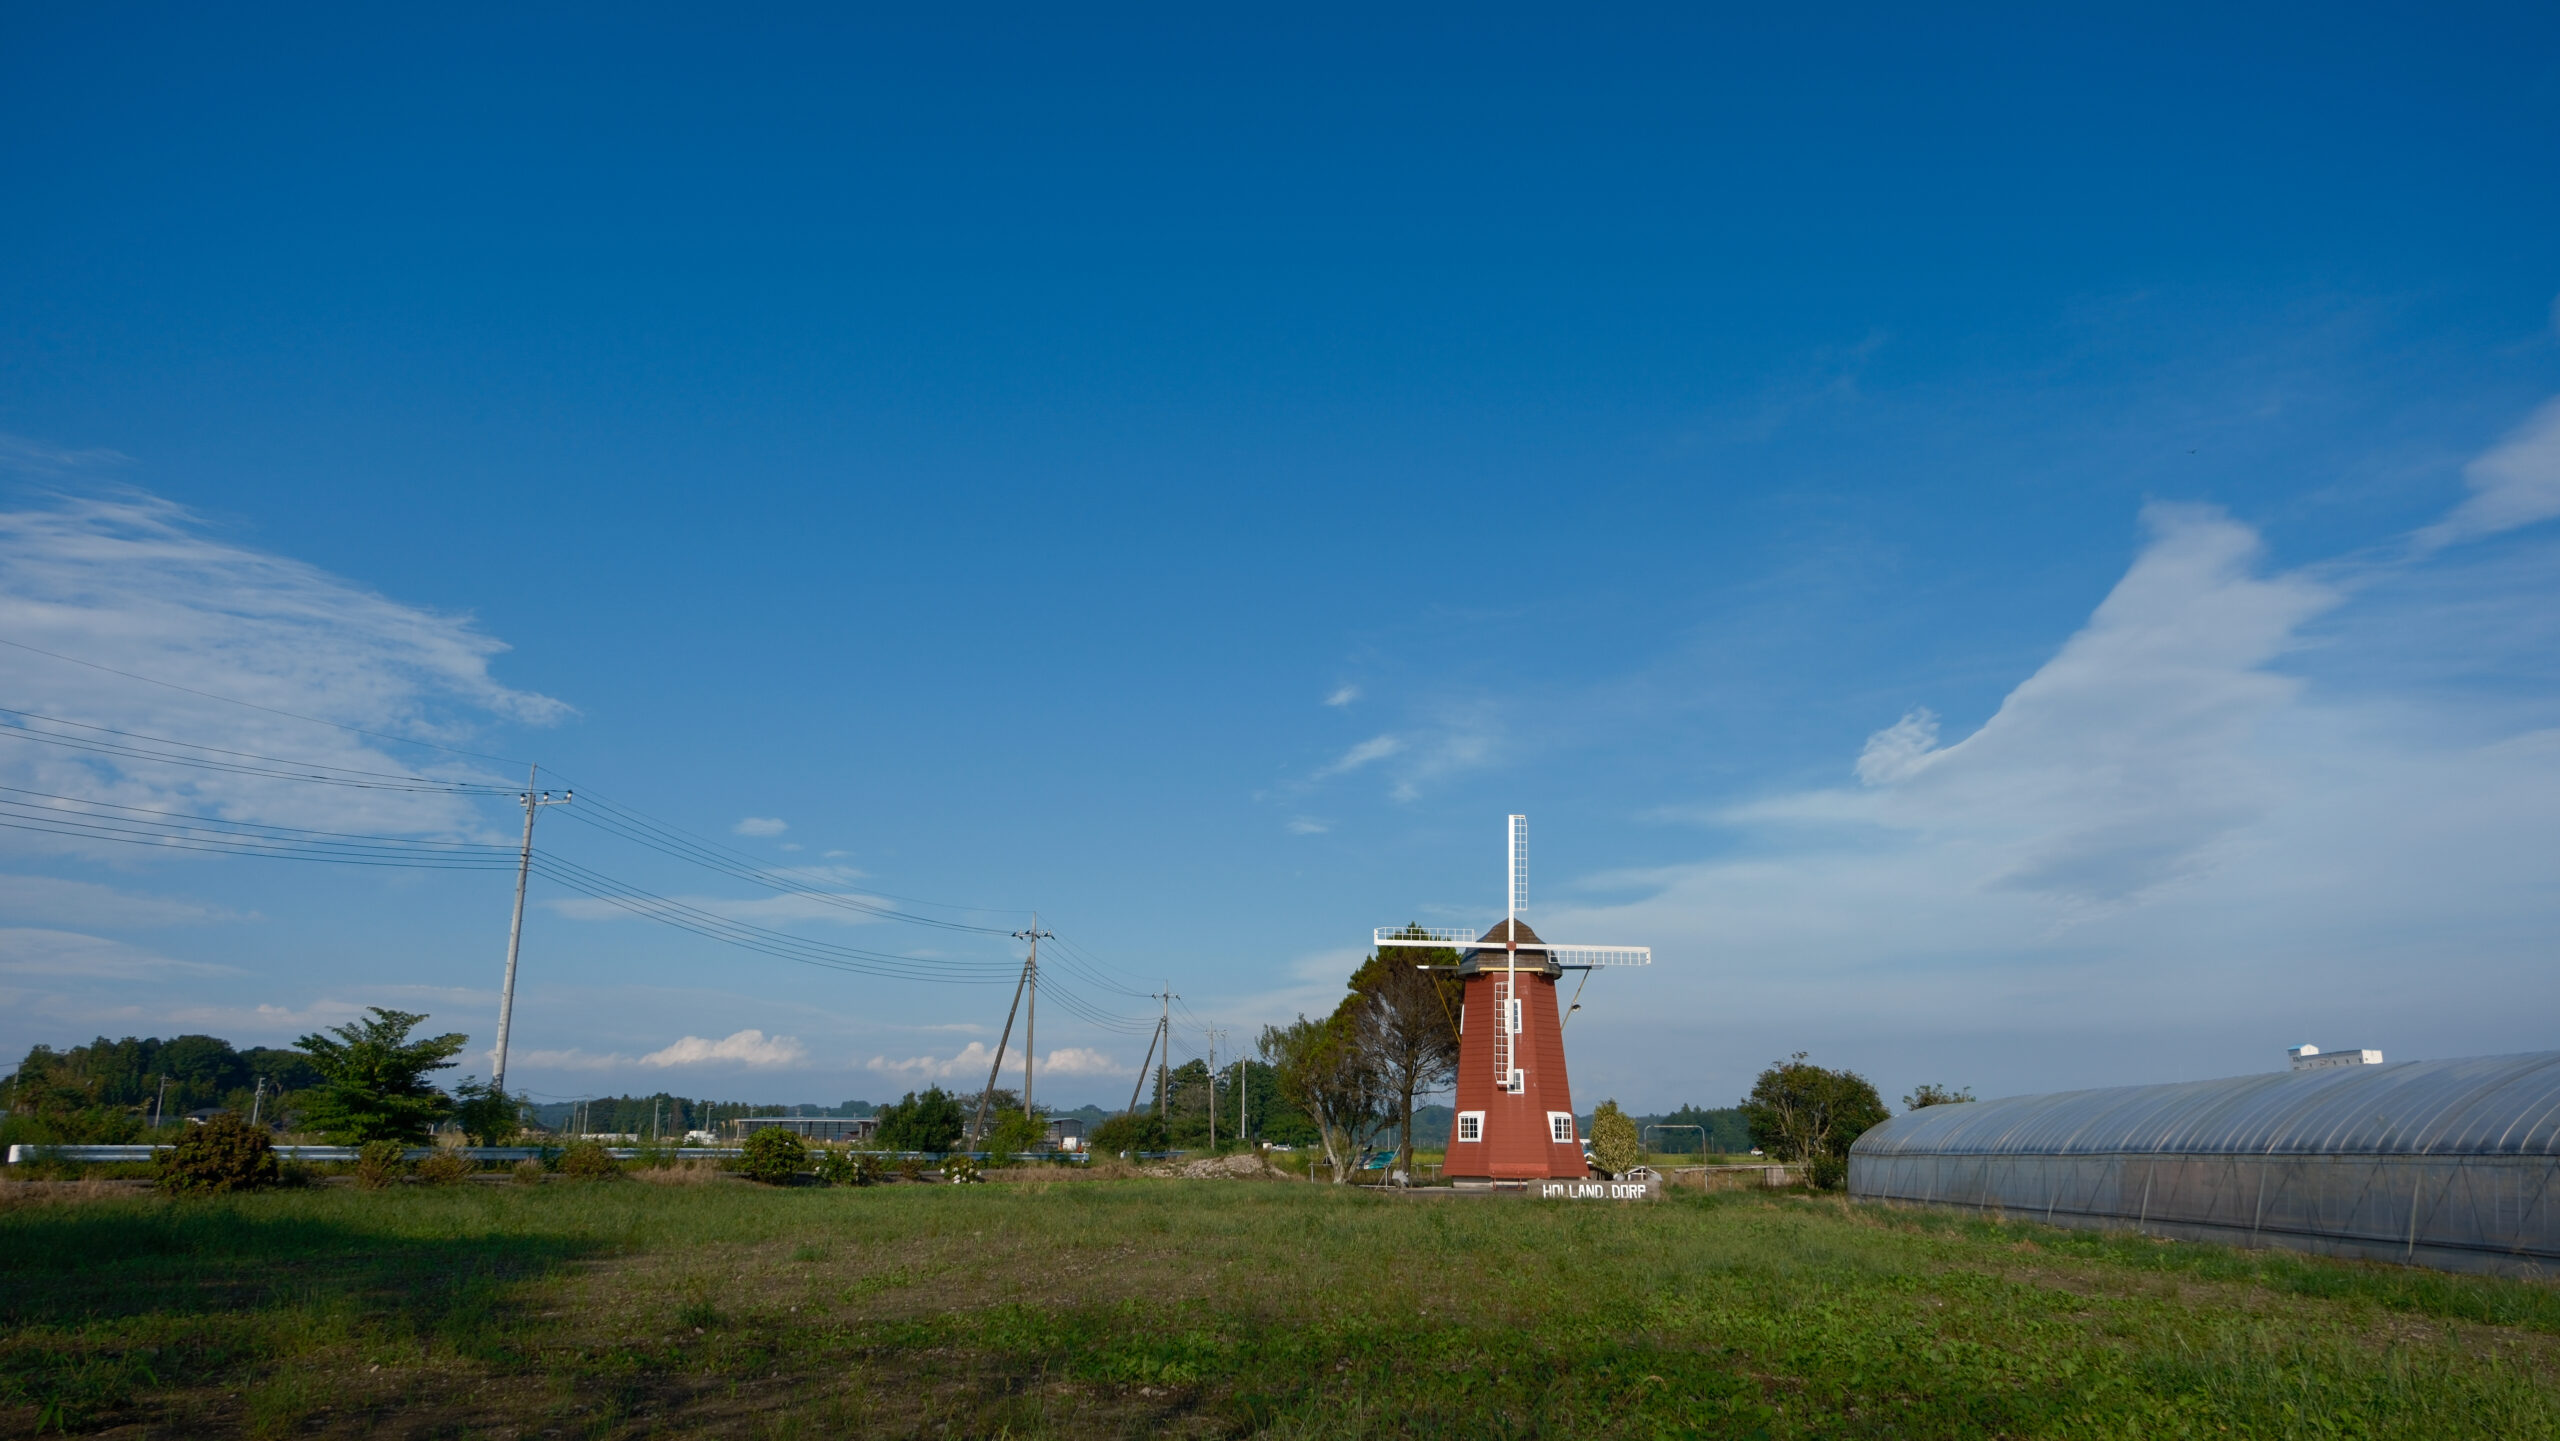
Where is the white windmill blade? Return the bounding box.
[1547,945,1652,967]
[1508,813,1528,917]
[1374,926,1485,948]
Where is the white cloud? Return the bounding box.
[865,1041,1120,1081]
[2417,396,2560,550]
[638,1029,806,1067]
[0,490,565,848]
[1315,734,1402,778]
[1286,817,1330,835]
[1555,486,2560,1108]
[732,817,788,837]
[1325,684,1360,707]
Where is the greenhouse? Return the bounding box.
[1848,1050,2560,1276]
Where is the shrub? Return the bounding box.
[558,1140,622,1181]
[352,1139,410,1190]
[895,1156,929,1183]
[1090,1111,1169,1156]
[873,1087,966,1152]
[511,1159,545,1185]
[450,1078,526,1145]
[158,1112,280,1195]
[741,1126,807,1185]
[1589,1100,1641,1177]
[942,1153,984,1184]
[415,1149,476,1186]
[1806,1152,1848,1191]
[814,1146,881,1186]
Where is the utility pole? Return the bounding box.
[1204,1028,1226,1150]
[1155,989,1177,1119]
[968,917,1050,1149]
[249,1076,266,1128]
[1124,1013,1164,1121]
[153,1075,169,1130]
[1238,1055,1248,1143]
[492,766,571,1095]
[1017,918,1051,1120]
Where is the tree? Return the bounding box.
[1741,1053,1889,1188]
[1344,937,1463,1173]
[292,1008,467,1144]
[1091,1110,1169,1156]
[741,1126,806,1184]
[1903,1083,1975,1109]
[1588,1099,1641,1177]
[985,1110,1045,1161]
[873,1086,966,1152]
[1260,1013,1388,1183]
[451,1077,526,1145]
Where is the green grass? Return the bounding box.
[3,1177,2557,1437]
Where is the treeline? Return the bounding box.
[1,1034,325,1142]
[532,1096,879,1138]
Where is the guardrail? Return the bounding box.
[5,1145,1104,1165]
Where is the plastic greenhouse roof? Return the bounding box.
[1851,1051,2560,1159]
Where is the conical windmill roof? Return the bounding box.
[1459,919,1561,977]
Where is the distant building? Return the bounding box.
[728,1115,877,1143]
[2288,1044,2384,1071]
[1047,1117,1085,1151]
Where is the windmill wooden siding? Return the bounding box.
[1445,922,1589,1181]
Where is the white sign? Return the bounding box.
[1537,1177,1660,1201]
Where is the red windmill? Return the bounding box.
[1374,815,1651,1182]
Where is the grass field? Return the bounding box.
[5,1172,2559,1438]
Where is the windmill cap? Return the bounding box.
[1459,919,1562,977]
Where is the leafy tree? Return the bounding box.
[873,1086,966,1153]
[451,1077,527,1145]
[292,1008,466,1144]
[985,1110,1045,1162]
[1741,1052,1889,1187]
[1260,1012,1387,1183]
[1903,1083,1975,1109]
[1589,1099,1641,1177]
[1344,935,1463,1172]
[1151,1058,1217,1147]
[1091,1110,1169,1155]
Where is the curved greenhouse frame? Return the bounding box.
[1847,1051,2560,1276]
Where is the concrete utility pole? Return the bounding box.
[249,1076,266,1127]
[969,917,1051,1149]
[1016,918,1051,1119]
[1156,989,1176,1119]
[1203,1028,1229,1149]
[492,766,571,1095]
[153,1075,169,1130]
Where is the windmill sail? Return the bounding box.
[1509,813,1529,919]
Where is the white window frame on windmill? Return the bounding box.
[1504,998,1522,1034]
[1548,1112,1575,1144]
[1506,1068,1525,1093]
[1455,1111,1484,1143]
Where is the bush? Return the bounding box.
[353,1139,410,1190]
[942,1153,984,1184]
[450,1078,526,1145]
[1806,1152,1848,1191]
[558,1140,622,1181]
[814,1146,881,1186]
[511,1158,545,1185]
[158,1112,280,1195]
[741,1126,807,1185]
[415,1149,476,1186]
[895,1156,929,1183]
[1090,1111,1169,1156]
[1589,1100,1641,1177]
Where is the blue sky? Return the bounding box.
[2,7,2556,1114]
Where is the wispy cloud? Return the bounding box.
[732,817,788,837]
[0,489,566,848]
[1314,734,1402,778]
[0,927,238,979]
[1324,684,1360,707]
[1285,817,1331,835]
[0,874,247,928]
[2417,397,2560,551]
